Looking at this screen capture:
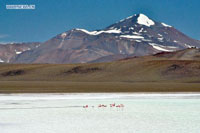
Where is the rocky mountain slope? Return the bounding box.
[0,42,40,63]
[2,14,200,64]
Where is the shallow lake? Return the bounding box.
[0,93,200,133]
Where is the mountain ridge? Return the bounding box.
[1,13,200,64]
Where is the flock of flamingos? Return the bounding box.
[83,103,125,109]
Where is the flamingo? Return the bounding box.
[83,105,88,108]
[102,105,107,107]
[120,104,124,108]
[98,104,107,108]
[116,105,120,108]
[110,103,115,107]
[116,104,125,108]
[98,104,102,108]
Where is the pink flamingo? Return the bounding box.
[110,103,115,107]
[98,104,102,108]
[116,105,120,108]
[83,105,88,108]
[98,104,107,108]
[102,105,107,107]
[116,104,125,108]
[120,104,124,108]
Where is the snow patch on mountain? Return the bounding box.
[76,28,121,35]
[158,38,164,41]
[61,33,67,38]
[16,51,22,54]
[120,35,144,39]
[15,50,22,55]
[119,14,136,22]
[137,14,155,27]
[129,27,134,30]
[36,44,41,48]
[15,48,32,55]
[132,32,141,35]
[139,28,144,33]
[161,23,172,28]
[135,40,142,42]
[98,29,122,34]
[0,58,4,63]
[184,44,195,48]
[142,39,152,42]
[149,43,175,52]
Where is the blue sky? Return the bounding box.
[0,0,200,43]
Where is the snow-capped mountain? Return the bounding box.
[4,13,200,63]
[0,42,40,63]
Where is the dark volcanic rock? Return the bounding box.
[65,66,102,74]
[2,70,25,76]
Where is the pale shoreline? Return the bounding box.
[1,92,200,101]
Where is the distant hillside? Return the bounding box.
[1,48,200,93]
[0,42,40,63]
[0,48,200,82]
[154,48,200,60]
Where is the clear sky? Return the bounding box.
[0,0,200,43]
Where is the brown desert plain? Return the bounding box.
[0,48,200,93]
